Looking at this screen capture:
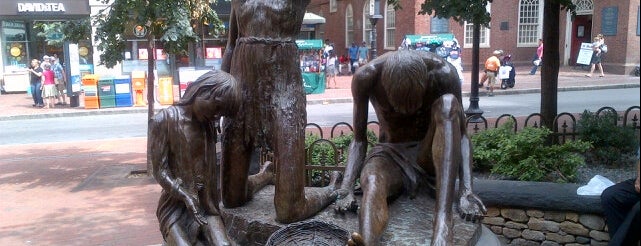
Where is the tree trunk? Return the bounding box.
[147,35,156,121]
[146,34,156,173]
[540,1,560,132]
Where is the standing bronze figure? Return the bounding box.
[149,70,250,245]
[335,50,487,245]
[220,0,340,223]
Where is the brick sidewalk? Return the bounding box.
[0,138,162,246]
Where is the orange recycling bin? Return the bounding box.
[131,71,146,107]
[158,77,174,105]
[82,74,100,109]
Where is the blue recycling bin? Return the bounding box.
[114,75,133,107]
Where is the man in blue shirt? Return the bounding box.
[357,41,369,66]
[348,42,359,74]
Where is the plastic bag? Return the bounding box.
[576,175,615,196]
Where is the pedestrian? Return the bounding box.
[445,40,464,85]
[325,51,338,88]
[40,62,58,109]
[41,55,51,69]
[50,56,67,106]
[600,147,640,246]
[27,59,44,108]
[529,39,543,75]
[478,50,502,96]
[357,41,369,65]
[148,70,242,245]
[586,35,606,78]
[348,42,359,74]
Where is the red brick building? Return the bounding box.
[307,0,640,74]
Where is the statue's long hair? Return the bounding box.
[381,50,428,114]
[175,70,241,115]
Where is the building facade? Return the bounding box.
[308,0,640,75]
[0,0,91,92]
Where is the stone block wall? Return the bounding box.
[482,207,610,246]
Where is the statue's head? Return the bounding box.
[381,50,428,114]
[176,70,241,120]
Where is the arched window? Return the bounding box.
[383,4,396,49]
[346,4,354,47]
[363,2,372,46]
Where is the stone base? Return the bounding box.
[220,185,485,246]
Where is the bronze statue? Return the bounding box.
[148,70,264,245]
[219,0,340,223]
[335,50,487,245]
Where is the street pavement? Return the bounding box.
[0,66,638,245]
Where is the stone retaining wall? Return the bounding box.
[474,179,610,245]
[482,207,609,246]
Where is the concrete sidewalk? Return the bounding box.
[1,65,639,121]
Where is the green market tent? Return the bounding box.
[296,39,324,50]
[404,33,455,46]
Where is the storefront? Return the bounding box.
[0,0,91,92]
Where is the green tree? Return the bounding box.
[33,18,91,46]
[93,0,223,121]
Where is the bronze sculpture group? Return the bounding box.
[148,0,486,245]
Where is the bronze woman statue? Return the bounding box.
[220,0,340,223]
[149,70,260,245]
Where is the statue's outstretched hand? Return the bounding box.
[457,190,486,223]
[334,190,358,214]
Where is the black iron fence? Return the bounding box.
[261,106,640,186]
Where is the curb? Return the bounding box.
[1,83,638,121]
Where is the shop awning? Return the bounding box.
[303,12,326,24]
[404,33,455,45]
[296,39,324,50]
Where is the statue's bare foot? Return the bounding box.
[334,192,358,214]
[346,232,364,246]
[458,190,487,223]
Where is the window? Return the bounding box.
[363,3,372,45]
[431,17,450,34]
[346,4,354,47]
[517,0,543,47]
[329,0,337,13]
[463,4,491,48]
[384,4,396,49]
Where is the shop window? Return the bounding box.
[2,21,29,68]
[517,0,543,47]
[384,4,396,49]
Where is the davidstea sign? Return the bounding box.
[17,3,66,13]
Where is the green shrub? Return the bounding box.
[576,110,639,167]
[472,120,592,183]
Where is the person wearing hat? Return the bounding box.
[478,50,502,96]
[50,56,68,105]
[41,55,51,70]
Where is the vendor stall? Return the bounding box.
[296,39,325,94]
[402,33,455,58]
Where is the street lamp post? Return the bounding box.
[369,14,382,60]
[464,22,484,121]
